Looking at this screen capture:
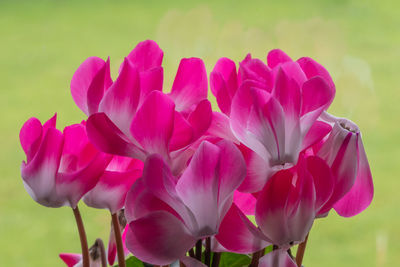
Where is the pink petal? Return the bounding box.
[56,151,111,208]
[175,141,221,236]
[42,113,57,131]
[247,89,286,165]
[20,117,43,162]
[99,58,140,136]
[59,253,82,267]
[71,57,112,115]
[239,57,273,91]
[211,57,237,97]
[169,111,194,151]
[333,138,374,217]
[303,156,334,212]
[169,58,208,112]
[83,168,142,214]
[87,58,113,115]
[267,49,292,68]
[138,66,163,106]
[237,144,271,193]
[175,141,246,237]
[130,91,175,161]
[125,211,196,265]
[21,128,64,207]
[210,57,238,115]
[275,61,307,88]
[216,204,270,254]
[255,167,315,246]
[317,123,359,215]
[188,99,212,139]
[301,76,334,116]
[301,120,332,150]
[259,249,297,267]
[126,40,163,71]
[206,112,239,144]
[297,57,336,90]
[140,155,188,221]
[273,68,301,119]
[233,191,257,215]
[86,113,146,160]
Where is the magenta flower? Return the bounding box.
[123,140,246,265]
[211,50,335,192]
[83,156,143,214]
[70,40,212,174]
[19,114,111,208]
[255,154,334,247]
[313,112,374,217]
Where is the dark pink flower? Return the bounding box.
[211,50,335,192]
[255,155,334,247]
[19,114,111,208]
[71,40,212,174]
[124,140,246,265]
[313,112,374,217]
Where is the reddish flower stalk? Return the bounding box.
[72,207,89,267]
[296,233,309,267]
[211,252,221,267]
[250,248,265,267]
[189,248,195,258]
[112,213,126,267]
[205,237,211,266]
[195,239,202,261]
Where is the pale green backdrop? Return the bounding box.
[0,0,398,266]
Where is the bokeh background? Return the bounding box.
[1,0,399,266]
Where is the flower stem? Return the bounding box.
[72,206,89,267]
[296,233,309,267]
[249,248,264,267]
[205,237,211,266]
[195,239,202,261]
[189,248,195,258]
[112,213,126,267]
[211,252,221,267]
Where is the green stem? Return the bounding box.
[72,206,90,267]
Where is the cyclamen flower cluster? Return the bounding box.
[19,40,374,267]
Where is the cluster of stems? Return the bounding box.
[74,204,309,267]
[72,206,126,267]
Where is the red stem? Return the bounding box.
[296,233,309,267]
[72,207,90,267]
[112,213,126,267]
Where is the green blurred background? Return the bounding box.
[1,0,398,266]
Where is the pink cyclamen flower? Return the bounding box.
[83,156,143,214]
[255,154,334,248]
[124,140,246,265]
[211,50,335,192]
[312,112,374,217]
[71,40,212,174]
[19,114,110,208]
